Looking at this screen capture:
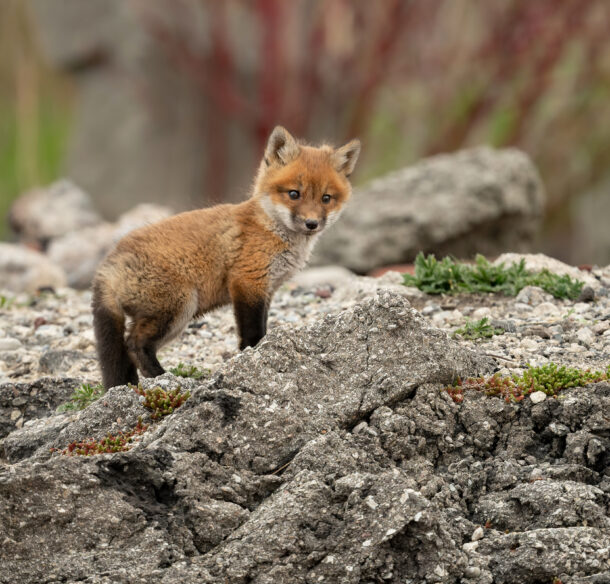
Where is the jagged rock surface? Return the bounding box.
[313,147,545,273]
[1,291,609,583]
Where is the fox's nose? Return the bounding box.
[305,219,319,230]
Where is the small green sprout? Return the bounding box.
[169,362,210,379]
[453,317,504,340]
[0,294,15,309]
[54,384,191,456]
[57,383,105,412]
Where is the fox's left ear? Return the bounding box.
[265,126,300,166]
[333,139,361,176]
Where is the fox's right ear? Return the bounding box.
[333,139,361,177]
[264,126,300,166]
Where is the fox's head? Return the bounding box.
[255,126,360,237]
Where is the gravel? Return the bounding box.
[0,258,609,388]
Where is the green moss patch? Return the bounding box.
[446,363,610,403]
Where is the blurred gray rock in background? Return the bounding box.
[46,223,116,289]
[313,147,545,273]
[6,179,174,290]
[0,243,67,293]
[9,179,101,248]
[47,203,174,288]
[112,203,174,240]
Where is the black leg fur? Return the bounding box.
[234,299,268,350]
[135,343,166,378]
[126,316,172,379]
[92,291,138,389]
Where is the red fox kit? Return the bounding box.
[92,126,360,389]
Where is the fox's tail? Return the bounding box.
[92,281,138,389]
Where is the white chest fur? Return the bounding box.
[268,233,319,292]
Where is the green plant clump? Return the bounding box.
[403,253,584,300]
[132,385,191,420]
[446,363,610,403]
[57,383,105,412]
[169,362,210,379]
[57,418,149,456]
[453,317,504,340]
[54,384,191,456]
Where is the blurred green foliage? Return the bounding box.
[0,2,72,240]
[0,97,71,239]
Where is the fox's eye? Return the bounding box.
[288,190,300,200]
[322,194,332,204]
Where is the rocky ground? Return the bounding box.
[1,254,609,583]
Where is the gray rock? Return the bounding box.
[521,324,551,339]
[474,480,608,530]
[47,223,116,289]
[577,285,596,303]
[490,319,517,334]
[313,147,544,272]
[477,527,610,584]
[9,179,101,247]
[0,377,80,440]
[592,320,610,335]
[0,337,22,351]
[576,327,596,347]
[514,285,553,306]
[0,243,67,293]
[39,350,90,375]
[289,265,357,289]
[529,390,547,404]
[494,253,598,289]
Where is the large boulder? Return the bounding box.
[313,147,545,273]
[2,290,609,582]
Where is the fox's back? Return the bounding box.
[96,205,237,314]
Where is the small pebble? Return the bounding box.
[0,337,23,351]
[576,328,596,347]
[576,286,595,303]
[530,391,547,404]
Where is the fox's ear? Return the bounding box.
[265,126,300,166]
[333,139,361,176]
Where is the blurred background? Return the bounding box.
[1,0,609,265]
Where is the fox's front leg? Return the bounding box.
[230,280,269,350]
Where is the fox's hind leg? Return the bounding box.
[126,317,168,378]
[126,290,198,379]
